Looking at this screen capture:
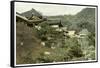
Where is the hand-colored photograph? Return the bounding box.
[15,1,97,66]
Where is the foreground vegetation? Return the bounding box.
[16,8,96,64]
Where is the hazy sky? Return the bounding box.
[15,2,87,16]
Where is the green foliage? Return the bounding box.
[36,52,53,63]
[65,38,83,58]
[37,21,56,41]
[88,32,95,46]
[68,45,83,57]
[16,8,96,64]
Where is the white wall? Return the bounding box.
[0,0,99,68]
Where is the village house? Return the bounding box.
[47,19,63,28]
[21,8,42,19]
[16,8,46,27]
[55,27,67,32]
[66,31,76,38]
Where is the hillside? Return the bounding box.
[75,8,95,32]
[16,7,96,64]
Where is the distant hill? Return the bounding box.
[76,8,95,24]
[77,8,95,16]
[75,8,95,32]
[61,8,96,32]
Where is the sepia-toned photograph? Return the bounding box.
[13,1,97,66]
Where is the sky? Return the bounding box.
[15,2,87,16]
